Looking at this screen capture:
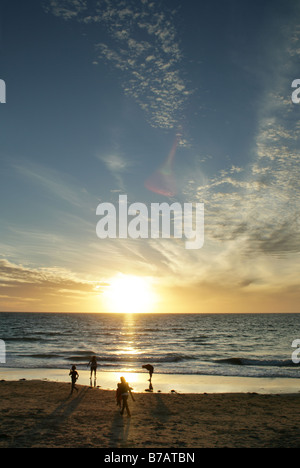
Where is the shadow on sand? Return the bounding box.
[108,410,131,447]
[10,386,89,447]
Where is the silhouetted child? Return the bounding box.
[69,365,79,394]
[117,376,135,417]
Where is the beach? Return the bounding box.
[1,373,300,448]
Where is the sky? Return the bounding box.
[0,0,300,313]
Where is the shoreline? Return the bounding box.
[1,367,300,394]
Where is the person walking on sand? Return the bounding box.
[69,365,79,394]
[117,376,135,417]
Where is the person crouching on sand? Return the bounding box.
[142,364,154,390]
[69,365,79,394]
[142,364,154,382]
[117,376,135,417]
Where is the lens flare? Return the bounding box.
[145,133,181,197]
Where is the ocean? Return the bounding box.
[1,312,300,380]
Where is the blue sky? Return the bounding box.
[0,0,300,312]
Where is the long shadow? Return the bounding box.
[10,386,89,447]
[151,393,173,423]
[108,410,131,447]
[49,386,89,422]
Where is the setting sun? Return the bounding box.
[102,274,158,313]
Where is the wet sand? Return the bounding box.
[2,367,300,394]
[1,378,300,448]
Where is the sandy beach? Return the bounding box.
[1,378,300,448]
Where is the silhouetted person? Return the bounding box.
[69,365,79,394]
[117,376,135,417]
[142,364,154,383]
[88,356,97,385]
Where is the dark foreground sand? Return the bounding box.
[1,380,300,448]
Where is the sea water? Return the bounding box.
[0,312,300,379]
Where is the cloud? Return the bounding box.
[44,0,193,133]
[93,1,192,131]
[98,153,130,173]
[97,153,133,190]
[37,1,300,308]
[43,0,87,20]
[0,258,91,291]
[178,18,300,262]
[0,258,108,311]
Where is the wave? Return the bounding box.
[185,335,208,343]
[216,357,298,368]
[12,352,299,369]
[16,354,63,359]
[64,353,199,364]
[5,337,42,343]
[10,351,198,364]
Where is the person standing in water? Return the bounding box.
[88,356,98,387]
[87,356,98,385]
[117,376,135,417]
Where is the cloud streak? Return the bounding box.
[0,258,108,311]
[13,160,92,209]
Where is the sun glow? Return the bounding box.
[102,274,158,313]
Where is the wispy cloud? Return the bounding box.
[97,152,133,189]
[180,19,300,262]
[2,159,102,271]
[99,153,128,172]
